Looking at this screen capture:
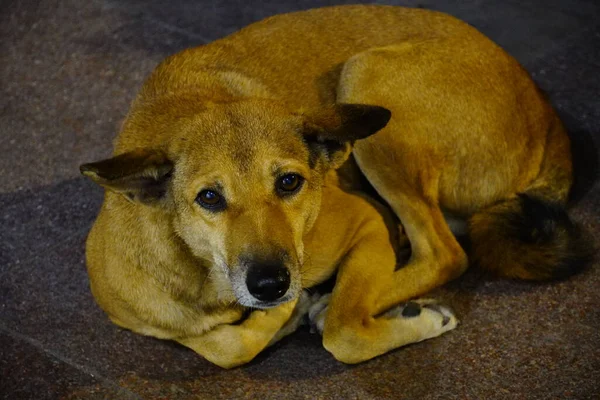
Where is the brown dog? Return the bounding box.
[81,5,588,368]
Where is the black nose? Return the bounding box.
[246,263,290,302]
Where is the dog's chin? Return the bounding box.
[235,291,299,309]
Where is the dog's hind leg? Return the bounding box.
[352,136,468,314]
[371,186,469,315]
[337,42,474,314]
[318,211,457,363]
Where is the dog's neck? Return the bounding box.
[140,66,275,105]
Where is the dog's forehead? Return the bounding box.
[188,103,308,169]
[176,102,310,176]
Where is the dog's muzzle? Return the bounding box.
[245,262,291,302]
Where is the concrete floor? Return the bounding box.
[1,1,599,399]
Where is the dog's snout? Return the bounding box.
[246,263,290,302]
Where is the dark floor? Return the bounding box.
[1,0,599,399]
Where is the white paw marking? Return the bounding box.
[294,291,314,321]
[283,290,313,331]
[307,293,331,335]
[385,298,458,341]
[270,290,321,345]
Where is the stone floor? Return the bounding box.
[1,0,599,399]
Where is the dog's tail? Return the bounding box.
[468,193,592,280]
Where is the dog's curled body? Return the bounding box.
[81,5,587,368]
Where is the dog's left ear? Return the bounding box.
[301,104,391,169]
[80,149,173,204]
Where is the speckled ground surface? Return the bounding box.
[1,1,599,399]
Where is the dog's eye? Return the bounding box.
[196,189,226,210]
[276,174,304,196]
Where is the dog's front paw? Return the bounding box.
[279,290,312,330]
[293,290,314,323]
[268,290,319,346]
[384,298,458,340]
[307,293,331,335]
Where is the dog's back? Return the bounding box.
[124,6,474,136]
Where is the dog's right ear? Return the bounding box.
[80,149,173,204]
[300,104,391,170]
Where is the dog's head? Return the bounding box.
[81,99,390,308]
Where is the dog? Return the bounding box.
[80,5,589,368]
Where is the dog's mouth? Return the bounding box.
[242,291,298,309]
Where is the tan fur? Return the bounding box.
[81,5,578,367]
